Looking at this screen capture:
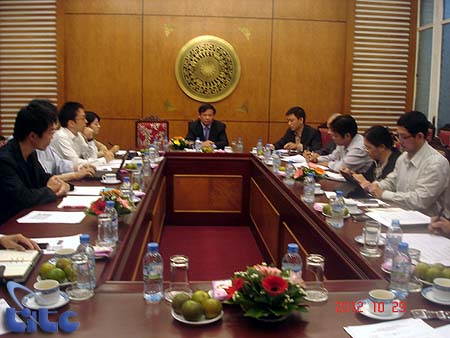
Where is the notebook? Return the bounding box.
[0,250,41,282]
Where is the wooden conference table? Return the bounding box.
[0,152,446,337]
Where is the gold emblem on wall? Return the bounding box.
[175,35,241,102]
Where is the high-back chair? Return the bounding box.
[135,116,169,149]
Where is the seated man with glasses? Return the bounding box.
[51,102,109,167]
[367,111,450,217]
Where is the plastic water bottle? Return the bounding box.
[263,144,272,164]
[328,190,345,228]
[282,243,303,281]
[104,200,119,246]
[148,145,157,164]
[382,219,403,272]
[162,136,169,153]
[195,137,202,152]
[285,161,295,186]
[236,137,244,153]
[390,242,411,299]
[152,140,160,154]
[120,176,133,200]
[77,234,96,289]
[143,242,163,303]
[302,172,315,204]
[133,162,144,191]
[272,151,281,173]
[142,150,151,177]
[256,138,263,156]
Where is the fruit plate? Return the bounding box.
[171,309,223,325]
[37,275,73,287]
[321,212,350,219]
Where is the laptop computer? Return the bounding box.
[337,170,372,198]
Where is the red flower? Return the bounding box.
[232,277,245,290]
[262,275,288,296]
[91,199,106,215]
[293,168,303,179]
[225,286,237,300]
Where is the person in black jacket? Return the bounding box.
[186,103,229,149]
[0,100,70,225]
[349,125,401,188]
[273,106,322,152]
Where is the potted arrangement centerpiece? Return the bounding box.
[225,263,307,321]
[169,136,190,151]
[293,166,325,182]
[86,189,136,223]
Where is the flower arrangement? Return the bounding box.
[225,263,307,320]
[293,166,325,181]
[86,189,136,216]
[169,136,190,150]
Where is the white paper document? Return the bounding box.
[107,159,123,169]
[16,211,86,224]
[401,233,450,266]
[32,234,81,254]
[344,318,441,338]
[325,171,346,182]
[94,165,113,172]
[67,186,105,196]
[366,208,431,227]
[57,196,99,209]
[435,323,450,337]
[0,299,18,335]
[282,154,307,164]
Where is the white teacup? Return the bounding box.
[55,248,76,260]
[368,289,396,316]
[433,278,450,301]
[102,173,116,182]
[224,146,233,153]
[34,280,60,306]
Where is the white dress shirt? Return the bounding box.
[317,134,372,173]
[51,127,106,167]
[379,142,450,217]
[37,145,74,175]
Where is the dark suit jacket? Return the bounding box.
[186,119,229,149]
[274,124,322,151]
[363,148,401,182]
[0,139,56,224]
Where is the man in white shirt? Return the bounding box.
[51,102,109,167]
[368,111,450,217]
[308,115,372,173]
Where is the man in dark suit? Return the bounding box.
[273,106,322,152]
[0,100,70,224]
[186,103,229,149]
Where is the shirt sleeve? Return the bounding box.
[380,159,450,212]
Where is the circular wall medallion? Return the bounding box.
[175,35,241,102]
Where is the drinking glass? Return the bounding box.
[164,255,192,302]
[360,221,382,257]
[408,248,423,292]
[66,253,94,301]
[304,254,328,302]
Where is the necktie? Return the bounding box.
[204,126,210,140]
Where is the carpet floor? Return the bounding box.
[158,225,264,281]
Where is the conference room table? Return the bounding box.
[0,152,447,337]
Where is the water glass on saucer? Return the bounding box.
[360,221,382,258]
[408,248,423,292]
[164,255,192,302]
[304,254,328,302]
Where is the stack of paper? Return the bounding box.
[57,196,99,209]
[401,233,450,266]
[16,211,86,224]
[325,171,346,182]
[365,208,431,227]
[67,186,105,196]
[33,234,81,254]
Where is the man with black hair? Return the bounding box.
[368,111,449,217]
[51,101,108,166]
[185,103,229,149]
[273,106,322,151]
[0,100,70,224]
[309,115,372,173]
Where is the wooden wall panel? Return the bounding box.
[64,15,142,118]
[64,0,142,14]
[173,175,242,212]
[144,0,273,18]
[270,20,347,126]
[94,119,137,151]
[274,0,347,21]
[249,179,281,263]
[143,16,272,123]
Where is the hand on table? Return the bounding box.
[0,234,40,251]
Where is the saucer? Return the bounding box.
[358,299,404,320]
[22,291,70,310]
[100,179,121,184]
[421,287,450,305]
[322,212,350,219]
[37,275,73,287]
[171,309,223,325]
[354,234,386,246]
